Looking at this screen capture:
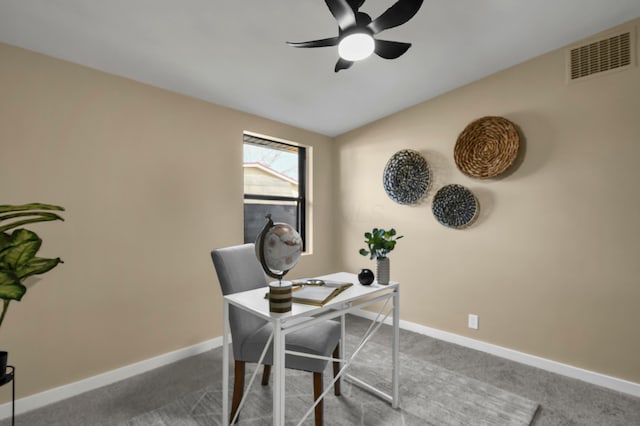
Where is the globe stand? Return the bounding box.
[268,280,293,313]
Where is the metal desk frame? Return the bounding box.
[221,272,399,426]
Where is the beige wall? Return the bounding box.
[335,20,640,383]
[0,42,334,401]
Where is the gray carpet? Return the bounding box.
[4,316,638,426]
[124,337,538,425]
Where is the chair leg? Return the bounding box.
[313,372,323,426]
[332,344,341,396]
[231,360,245,424]
[261,364,271,386]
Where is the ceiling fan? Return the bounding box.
[287,0,424,72]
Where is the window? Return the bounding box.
[243,133,307,250]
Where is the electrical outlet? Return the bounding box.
[468,314,479,330]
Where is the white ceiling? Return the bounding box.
[1,1,639,137]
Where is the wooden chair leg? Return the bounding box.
[313,372,323,426]
[231,360,245,424]
[261,364,271,386]
[332,344,341,396]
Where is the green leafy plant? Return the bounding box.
[359,228,403,260]
[0,203,65,329]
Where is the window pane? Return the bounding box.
[243,144,299,197]
[244,201,298,244]
[243,161,298,197]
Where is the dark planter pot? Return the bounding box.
[0,351,7,379]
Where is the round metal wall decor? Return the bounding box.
[383,149,430,205]
[454,116,520,179]
[432,184,479,228]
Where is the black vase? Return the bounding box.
[358,268,375,285]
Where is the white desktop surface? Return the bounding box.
[224,271,398,322]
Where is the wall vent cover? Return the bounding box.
[567,28,635,82]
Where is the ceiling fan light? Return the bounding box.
[338,33,374,61]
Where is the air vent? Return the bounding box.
[567,28,635,82]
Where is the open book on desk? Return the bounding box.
[290,279,353,306]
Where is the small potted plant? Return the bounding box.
[359,228,402,285]
[0,203,65,376]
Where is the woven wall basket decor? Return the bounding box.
[383,149,430,205]
[454,116,520,178]
[432,184,479,229]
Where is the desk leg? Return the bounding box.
[340,304,348,363]
[273,318,285,425]
[222,301,230,426]
[392,287,400,408]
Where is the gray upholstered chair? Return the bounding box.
[211,243,341,425]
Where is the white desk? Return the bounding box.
[221,272,400,426]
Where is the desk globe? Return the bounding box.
[255,214,303,280]
[256,214,302,313]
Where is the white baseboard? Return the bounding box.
[0,336,223,420]
[351,309,640,398]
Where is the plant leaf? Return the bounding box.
[0,233,9,251]
[0,211,65,223]
[0,203,65,214]
[0,212,65,233]
[4,240,41,269]
[16,257,62,279]
[0,204,65,233]
[360,227,402,258]
[0,271,26,301]
[0,229,41,269]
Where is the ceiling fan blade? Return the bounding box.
[334,58,354,72]
[346,0,365,12]
[286,37,340,48]
[374,39,412,59]
[355,11,372,27]
[325,0,357,30]
[368,0,424,34]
